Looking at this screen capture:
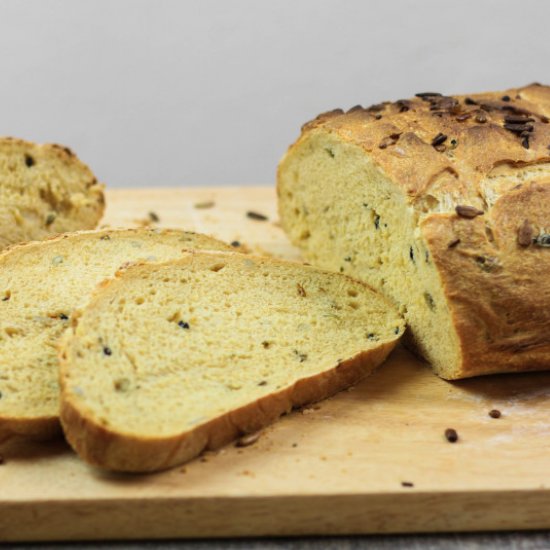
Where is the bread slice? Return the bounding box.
[0,137,104,250]
[0,229,232,442]
[59,251,404,472]
[277,84,550,379]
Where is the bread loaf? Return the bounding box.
[0,229,232,441]
[277,84,550,379]
[0,137,104,249]
[59,251,404,472]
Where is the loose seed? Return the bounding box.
[194,201,215,209]
[246,211,268,221]
[445,428,458,443]
[489,409,501,419]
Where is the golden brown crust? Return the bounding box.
[421,180,550,377]
[298,84,550,200]
[59,342,395,473]
[285,84,550,378]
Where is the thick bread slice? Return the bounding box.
[278,83,550,379]
[59,252,404,472]
[0,137,105,249]
[0,229,232,442]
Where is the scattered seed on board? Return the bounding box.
[401,481,414,488]
[489,409,501,419]
[445,428,458,443]
[236,432,262,447]
[230,241,241,247]
[103,346,112,356]
[194,201,215,209]
[148,211,160,222]
[246,211,269,221]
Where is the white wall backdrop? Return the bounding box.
[0,0,549,187]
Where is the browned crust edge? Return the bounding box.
[59,340,397,473]
[58,251,403,472]
[0,229,233,441]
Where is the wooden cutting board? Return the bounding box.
[2,187,550,542]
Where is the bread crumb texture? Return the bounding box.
[277,83,550,379]
[0,137,105,249]
[0,229,232,441]
[59,252,403,472]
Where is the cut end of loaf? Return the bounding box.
[278,131,462,379]
[59,252,403,472]
[278,84,550,378]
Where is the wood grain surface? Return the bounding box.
[1,187,550,542]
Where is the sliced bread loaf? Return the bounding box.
[0,137,104,249]
[59,251,404,472]
[278,84,550,379]
[0,229,232,442]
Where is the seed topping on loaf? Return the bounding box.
[378,133,400,149]
[455,205,484,219]
[302,84,550,160]
[278,83,550,378]
[517,220,534,246]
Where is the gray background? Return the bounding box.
[0,0,549,188]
